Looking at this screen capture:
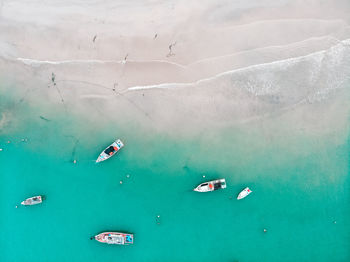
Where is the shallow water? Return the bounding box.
[0,88,349,262]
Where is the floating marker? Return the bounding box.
[156,215,161,225]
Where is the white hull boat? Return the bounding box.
[237,187,252,200]
[21,195,43,206]
[194,178,226,192]
[96,139,124,163]
[95,232,134,245]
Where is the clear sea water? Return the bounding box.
[1,88,349,262]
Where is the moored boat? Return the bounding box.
[194,178,226,192]
[96,139,124,163]
[21,195,43,206]
[237,187,252,200]
[95,232,134,245]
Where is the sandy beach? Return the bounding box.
[0,0,349,136]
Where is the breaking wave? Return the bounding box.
[128,38,350,103]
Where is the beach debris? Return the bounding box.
[202,175,206,178]
[120,180,123,184]
[50,73,65,103]
[166,41,176,57]
[7,140,10,143]
[0,148,2,151]
[112,83,118,92]
[51,73,56,85]
[122,53,129,64]
[263,229,267,233]
[126,174,130,178]
[73,160,77,164]
[39,116,51,122]
[93,35,97,42]
[154,33,158,39]
[15,205,18,208]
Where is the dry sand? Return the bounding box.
[0,0,349,135]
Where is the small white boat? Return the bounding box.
[21,195,43,206]
[194,178,226,192]
[95,232,134,245]
[237,187,252,200]
[96,139,124,163]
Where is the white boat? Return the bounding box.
[95,232,134,245]
[96,139,124,163]
[237,187,252,200]
[21,195,43,206]
[194,178,226,192]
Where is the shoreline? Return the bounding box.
[0,0,349,136]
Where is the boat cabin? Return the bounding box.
[107,235,125,244]
[104,146,118,155]
[214,180,225,190]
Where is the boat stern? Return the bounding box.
[125,234,134,245]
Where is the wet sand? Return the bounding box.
[0,0,349,133]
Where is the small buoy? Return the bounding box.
[263,229,267,233]
[73,160,77,164]
[120,180,123,184]
[156,215,161,225]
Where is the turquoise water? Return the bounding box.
[1,90,349,262]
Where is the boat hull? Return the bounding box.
[21,195,43,206]
[194,178,226,192]
[237,187,252,200]
[95,232,134,245]
[96,139,124,163]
